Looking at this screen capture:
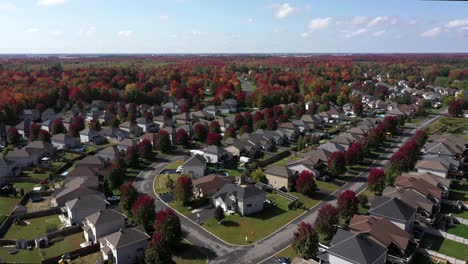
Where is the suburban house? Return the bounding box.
[318,229,387,264]
[25,141,55,157]
[119,121,143,137]
[75,155,107,170]
[99,227,150,264]
[135,117,159,133]
[286,159,321,177]
[349,215,416,262]
[51,133,80,150]
[414,157,459,179]
[15,121,30,139]
[21,109,40,122]
[162,100,181,113]
[265,166,298,191]
[369,196,416,232]
[383,186,440,226]
[6,148,41,168]
[394,175,443,203]
[66,166,108,189]
[51,185,104,207]
[83,209,126,243]
[0,158,20,183]
[117,138,138,152]
[64,194,108,225]
[319,142,347,153]
[97,146,122,162]
[423,138,466,159]
[183,155,207,179]
[192,174,235,198]
[202,145,231,164]
[212,183,266,216]
[100,127,130,143]
[399,172,451,198]
[79,128,106,145]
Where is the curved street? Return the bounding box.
[133,112,446,264]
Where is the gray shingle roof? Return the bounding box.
[369,196,416,222]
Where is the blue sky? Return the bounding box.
[0,0,467,53]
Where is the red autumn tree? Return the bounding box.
[28,123,41,142]
[193,123,207,142]
[367,168,386,194]
[38,129,51,142]
[107,162,125,190]
[337,190,358,223]
[155,130,171,153]
[292,222,319,259]
[51,119,66,134]
[132,194,155,232]
[206,132,222,146]
[137,139,153,159]
[448,99,463,117]
[209,121,221,133]
[328,151,346,176]
[125,146,139,168]
[6,127,20,145]
[315,204,339,242]
[345,142,363,166]
[224,126,236,139]
[163,108,172,120]
[382,116,399,135]
[120,183,138,215]
[68,115,85,137]
[414,129,428,148]
[266,118,278,130]
[295,170,317,197]
[175,175,193,206]
[175,128,189,146]
[145,232,172,264]
[233,113,244,129]
[353,101,363,117]
[153,209,182,249]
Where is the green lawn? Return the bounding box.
[268,155,300,167]
[274,245,296,260]
[172,241,208,264]
[202,193,303,245]
[0,196,20,216]
[62,152,81,161]
[166,159,185,170]
[73,251,103,264]
[289,192,323,209]
[154,173,181,194]
[4,215,62,240]
[0,233,84,263]
[22,171,50,181]
[316,181,341,193]
[420,234,468,261]
[449,180,468,202]
[446,224,468,239]
[13,182,39,193]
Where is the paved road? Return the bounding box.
[134,111,446,264]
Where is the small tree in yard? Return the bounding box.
[250,168,267,184]
[414,130,428,148]
[353,101,363,117]
[295,170,317,197]
[165,175,175,191]
[209,121,221,133]
[357,194,368,208]
[448,99,463,117]
[315,204,339,242]
[107,163,125,190]
[292,222,319,260]
[214,206,225,222]
[328,151,346,176]
[132,194,155,232]
[175,128,189,146]
[367,168,386,194]
[38,129,51,142]
[51,119,65,134]
[145,233,172,264]
[337,190,358,224]
[175,175,193,206]
[224,126,236,139]
[154,209,182,249]
[137,139,153,159]
[193,123,207,142]
[120,183,138,215]
[155,130,171,154]
[125,146,139,168]
[206,132,222,146]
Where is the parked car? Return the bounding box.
[276,257,290,264]
[176,166,184,173]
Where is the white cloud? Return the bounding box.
[191,30,201,36]
[308,17,332,31]
[421,27,442,37]
[273,3,296,19]
[345,28,368,38]
[159,15,169,21]
[49,30,63,36]
[247,18,254,23]
[24,28,40,33]
[373,30,385,37]
[300,32,309,38]
[37,0,66,6]
[118,30,133,38]
[79,26,96,37]
[0,2,16,12]
[445,18,468,28]
[367,16,397,27]
[351,16,368,26]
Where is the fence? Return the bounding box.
[17,208,61,220]
[41,243,100,264]
[422,227,468,246]
[0,193,30,238]
[416,248,466,264]
[5,177,42,184]
[257,150,291,168]
[455,216,468,226]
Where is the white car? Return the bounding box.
[176,166,184,173]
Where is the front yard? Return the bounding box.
[420,234,468,261]
[446,224,468,239]
[201,193,303,245]
[4,215,62,240]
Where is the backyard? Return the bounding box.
[4,215,62,240]
[202,193,303,245]
[446,224,468,239]
[0,196,20,216]
[420,234,468,261]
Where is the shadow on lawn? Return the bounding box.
[220,220,240,227]
[173,242,217,262]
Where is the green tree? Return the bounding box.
[250,168,267,184]
[292,222,319,260]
